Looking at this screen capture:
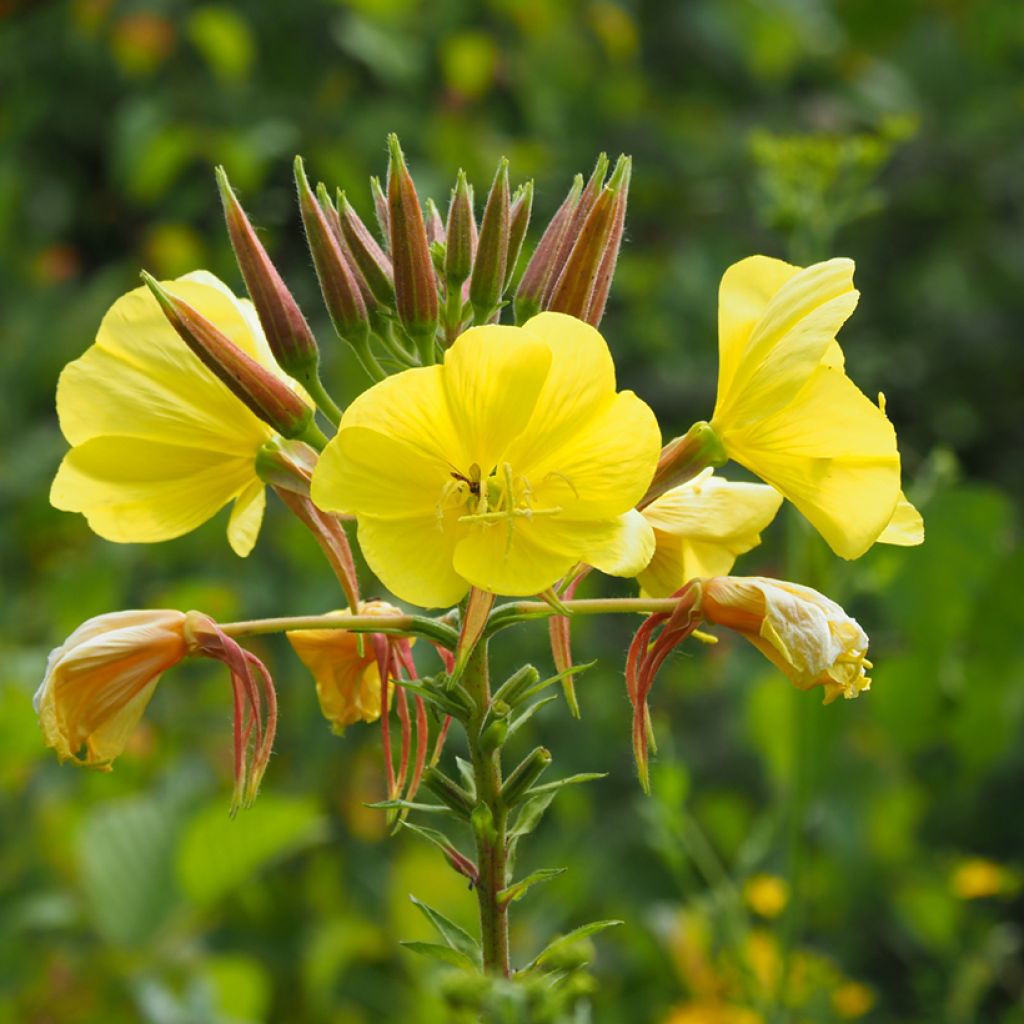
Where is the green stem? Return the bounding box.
[220,612,458,649]
[462,640,511,975]
[305,374,344,427]
[487,596,683,635]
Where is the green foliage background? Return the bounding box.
[1,1,1022,1021]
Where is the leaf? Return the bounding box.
[505,695,559,740]
[508,790,558,840]
[177,795,327,905]
[525,772,607,796]
[525,920,624,971]
[401,822,478,883]
[409,895,482,965]
[400,941,478,970]
[498,867,566,906]
[393,678,469,718]
[364,799,453,814]
[518,661,597,703]
[455,756,477,795]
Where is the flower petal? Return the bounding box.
[355,512,469,609]
[723,365,900,559]
[442,324,551,471]
[51,437,256,544]
[877,492,925,546]
[576,509,656,578]
[227,479,266,557]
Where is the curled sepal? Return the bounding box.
[185,612,278,815]
[625,582,703,792]
[547,568,589,717]
[215,166,319,386]
[451,587,495,687]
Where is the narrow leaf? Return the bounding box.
[400,941,478,970]
[526,920,623,971]
[409,895,481,964]
[498,867,566,906]
[525,772,607,796]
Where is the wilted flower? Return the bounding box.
[708,256,902,559]
[310,313,660,607]
[702,576,871,703]
[50,272,307,556]
[638,469,783,597]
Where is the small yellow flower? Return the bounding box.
[311,313,661,607]
[639,469,783,597]
[709,256,901,559]
[831,981,875,1019]
[743,874,789,918]
[287,601,402,732]
[34,610,190,767]
[951,857,1009,900]
[702,576,871,703]
[50,271,305,556]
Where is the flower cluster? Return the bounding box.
[38,140,922,804]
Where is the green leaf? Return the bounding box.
[525,920,623,971]
[508,790,557,840]
[455,756,477,795]
[505,695,558,740]
[498,867,566,906]
[393,678,469,718]
[525,772,607,796]
[177,795,327,905]
[518,661,597,703]
[365,799,452,814]
[409,895,481,965]
[400,941,478,970]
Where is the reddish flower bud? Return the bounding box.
[549,152,609,300]
[386,134,439,361]
[369,174,390,248]
[316,184,378,311]
[585,158,630,326]
[214,166,319,385]
[640,421,728,508]
[505,180,534,291]
[514,173,582,324]
[469,157,510,323]
[425,196,445,245]
[546,156,628,320]
[141,271,315,440]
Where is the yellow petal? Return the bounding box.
[442,325,551,470]
[715,258,859,426]
[525,390,661,519]
[355,512,469,609]
[636,528,686,598]
[722,365,900,559]
[576,509,655,577]
[51,437,257,544]
[227,479,266,557]
[877,491,924,546]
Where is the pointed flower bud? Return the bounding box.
[640,421,728,507]
[505,180,533,291]
[335,189,396,310]
[369,174,390,248]
[585,159,630,326]
[547,155,629,320]
[500,746,552,807]
[386,134,439,360]
[317,184,378,311]
[514,173,582,324]
[469,157,510,322]
[550,152,609,296]
[425,197,445,245]
[445,169,476,287]
[141,272,315,441]
[215,166,319,385]
[702,576,872,704]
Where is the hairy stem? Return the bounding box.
[221,612,458,649]
[462,640,511,975]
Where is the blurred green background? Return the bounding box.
[2,1,1023,1021]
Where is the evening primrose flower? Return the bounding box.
[702,576,871,703]
[638,469,783,597]
[50,271,305,556]
[287,601,401,732]
[311,313,661,607]
[35,610,189,767]
[708,256,901,559]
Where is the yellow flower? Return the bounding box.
[287,601,401,732]
[34,610,190,767]
[702,576,871,703]
[743,873,789,918]
[950,857,1009,900]
[311,313,661,607]
[878,491,925,546]
[709,256,900,559]
[831,981,875,1019]
[50,271,302,556]
[638,469,783,597]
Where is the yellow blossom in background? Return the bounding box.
[34,610,190,767]
[287,601,403,732]
[664,1006,762,1024]
[702,576,871,702]
[743,873,789,918]
[50,271,304,557]
[951,857,1012,900]
[639,469,783,596]
[708,256,901,559]
[832,981,875,1019]
[311,313,660,607]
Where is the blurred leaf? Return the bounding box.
[400,940,477,970]
[177,794,328,905]
[408,895,481,965]
[525,919,622,971]
[498,867,566,905]
[187,6,255,84]
[202,953,270,1022]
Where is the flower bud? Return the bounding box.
[469,157,510,323]
[215,166,319,385]
[585,159,630,326]
[141,272,315,440]
[370,174,390,247]
[640,421,728,507]
[549,152,609,293]
[491,664,541,706]
[547,155,629,320]
[505,180,533,291]
[702,576,872,703]
[335,190,396,307]
[386,134,439,360]
[425,197,445,245]
[316,184,378,312]
[514,173,582,324]
[423,766,475,818]
[295,158,370,344]
[500,746,552,807]
[444,169,476,287]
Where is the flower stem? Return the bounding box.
[461,640,511,975]
[305,373,344,428]
[220,612,458,649]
